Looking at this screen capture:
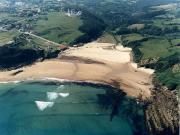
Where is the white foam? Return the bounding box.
[44,77,66,82]
[35,101,54,111]
[0,82,9,84]
[0,81,21,84]
[47,91,70,101]
[13,81,21,83]
[47,92,59,101]
[59,93,69,98]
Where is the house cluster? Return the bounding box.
[65,9,82,17]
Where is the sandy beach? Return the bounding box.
[0,42,154,99]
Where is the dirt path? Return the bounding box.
[24,32,60,46]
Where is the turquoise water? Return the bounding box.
[0,81,147,135]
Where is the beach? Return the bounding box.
[0,42,154,99]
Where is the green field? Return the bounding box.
[124,34,144,42]
[122,34,145,43]
[32,12,84,44]
[139,38,173,59]
[0,30,20,46]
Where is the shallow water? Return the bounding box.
[0,81,147,135]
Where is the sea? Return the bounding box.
[0,80,147,135]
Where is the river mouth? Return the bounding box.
[0,81,147,135]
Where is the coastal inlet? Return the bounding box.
[0,81,147,135]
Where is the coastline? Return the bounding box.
[0,77,113,88]
[0,42,154,99]
[0,77,123,93]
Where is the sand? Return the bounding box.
[0,42,154,99]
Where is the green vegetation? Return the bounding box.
[72,8,106,44]
[0,30,20,46]
[155,53,180,90]
[171,38,180,46]
[32,12,84,44]
[139,38,173,60]
[122,34,145,45]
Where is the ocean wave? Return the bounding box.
[35,101,54,111]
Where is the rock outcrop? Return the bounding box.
[145,84,179,135]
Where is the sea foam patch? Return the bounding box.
[59,93,69,98]
[0,81,21,84]
[47,92,59,101]
[44,77,66,82]
[35,101,54,111]
[47,92,70,101]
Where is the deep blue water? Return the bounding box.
[0,81,147,135]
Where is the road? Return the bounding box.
[24,32,60,46]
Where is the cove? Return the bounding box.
[0,81,147,135]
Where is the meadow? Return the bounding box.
[139,38,173,60]
[121,34,145,44]
[31,12,84,44]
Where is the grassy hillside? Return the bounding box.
[139,38,173,59]
[32,12,84,44]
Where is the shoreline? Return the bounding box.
[0,77,111,87]
[0,42,154,99]
[0,77,121,91]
